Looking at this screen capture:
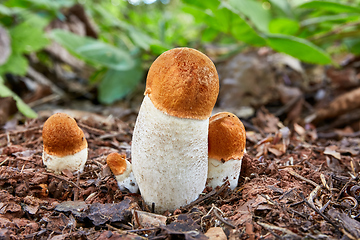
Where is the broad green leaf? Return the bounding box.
[344,38,360,55]
[0,53,28,75]
[183,1,265,46]
[228,0,271,33]
[201,28,219,42]
[0,76,37,118]
[0,5,12,15]
[269,18,299,35]
[266,34,332,64]
[10,15,50,53]
[182,0,220,11]
[301,13,360,26]
[150,44,170,55]
[128,26,154,51]
[298,1,360,13]
[268,0,293,18]
[50,29,135,71]
[222,3,266,46]
[98,60,143,104]
[24,0,74,11]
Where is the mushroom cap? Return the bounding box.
[106,152,127,176]
[42,113,87,157]
[208,112,246,162]
[145,47,219,120]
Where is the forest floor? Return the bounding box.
[2,50,360,239]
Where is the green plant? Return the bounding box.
[1,0,360,117]
[182,0,360,65]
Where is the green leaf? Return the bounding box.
[183,1,265,46]
[344,38,360,55]
[0,5,12,15]
[298,1,360,13]
[0,53,28,75]
[301,13,360,26]
[269,18,300,35]
[98,60,143,104]
[228,0,271,33]
[266,34,332,64]
[50,29,135,71]
[222,3,266,46]
[182,0,220,11]
[128,26,154,51]
[150,44,170,55]
[0,76,37,118]
[201,28,219,42]
[10,14,50,54]
[268,0,293,18]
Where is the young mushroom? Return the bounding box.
[106,152,138,193]
[132,47,219,213]
[42,113,88,174]
[207,112,246,190]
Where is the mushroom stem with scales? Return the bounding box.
[131,47,219,213]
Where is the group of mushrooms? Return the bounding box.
[42,47,246,213]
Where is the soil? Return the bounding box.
[0,105,360,240]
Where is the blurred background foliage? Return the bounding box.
[1,0,360,117]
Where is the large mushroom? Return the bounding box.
[207,112,246,190]
[132,47,219,213]
[42,113,88,174]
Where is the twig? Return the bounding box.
[257,221,301,239]
[213,208,236,228]
[77,123,106,136]
[299,192,356,239]
[0,126,43,139]
[274,95,302,117]
[27,66,64,96]
[336,178,354,202]
[127,227,159,233]
[182,182,230,210]
[42,172,81,189]
[286,168,319,187]
[0,157,9,166]
[307,185,321,210]
[73,172,81,201]
[27,94,62,108]
[309,19,360,41]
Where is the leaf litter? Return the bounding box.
[0,109,359,240]
[4,49,360,239]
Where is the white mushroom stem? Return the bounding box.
[207,158,242,190]
[42,147,88,174]
[132,95,208,213]
[115,160,138,193]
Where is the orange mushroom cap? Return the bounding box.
[145,47,219,120]
[42,113,87,157]
[106,152,127,176]
[208,112,246,162]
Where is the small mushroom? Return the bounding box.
[132,47,219,212]
[106,152,138,193]
[42,113,88,173]
[207,112,246,190]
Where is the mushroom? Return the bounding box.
[106,152,138,193]
[207,112,246,190]
[132,47,219,213]
[42,113,88,173]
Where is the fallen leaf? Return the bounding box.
[205,227,227,240]
[132,210,167,228]
[324,145,341,160]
